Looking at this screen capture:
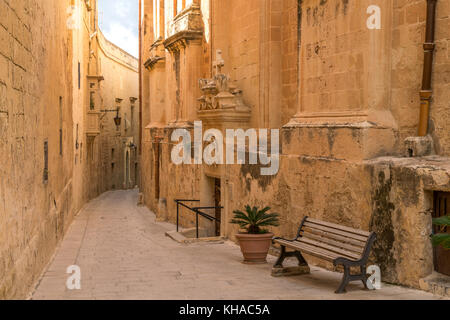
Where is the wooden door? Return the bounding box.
[433,192,450,276]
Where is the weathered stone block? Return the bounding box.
[404,135,435,157]
[271,265,311,277]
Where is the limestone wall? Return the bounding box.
[0,0,139,299]
[0,0,75,298]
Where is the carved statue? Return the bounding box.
[198,50,250,112]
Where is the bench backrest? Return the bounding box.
[297,217,373,261]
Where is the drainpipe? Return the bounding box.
[418,0,438,136]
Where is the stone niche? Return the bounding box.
[197,50,251,128]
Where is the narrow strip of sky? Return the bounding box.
[98,0,139,58]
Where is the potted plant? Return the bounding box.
[231,205,280,263]
[431,215,450,249]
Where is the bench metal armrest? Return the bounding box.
[272,236,297,244]
[272,216,308,244]
[333,232,377,267]
[333,257,364,267]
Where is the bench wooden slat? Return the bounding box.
[301,227,367,248]
[300,231,365,255]
[274,239,338,262]
[303,222,369,242]
[298,237,361,260]
[306,217,371,237]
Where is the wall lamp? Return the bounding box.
[101,107,122,128]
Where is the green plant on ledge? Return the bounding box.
[231,205,280,234]
[431,216,450,250]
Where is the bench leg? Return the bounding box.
[274,245,287,268]
[335,264,369,293]
[361,265,369,289]
[335,265,350,294]
[272,246,310,277]
[294,251,308,266]
[274,246,308,268]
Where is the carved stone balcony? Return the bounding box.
[163,5,203,53]
[85,111,101,138]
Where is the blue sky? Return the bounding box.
[98,0,139,58]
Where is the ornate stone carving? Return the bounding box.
[198,50,250,113]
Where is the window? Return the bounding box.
[90,91,95,110]
[59,97,63,156]
[173,0,178,17]
[130,105,134,131]
[78,62,81,89]
[153,0,165,40]
[43,140,48,182]
[173,0,185,17]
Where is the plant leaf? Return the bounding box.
[433,216,450,227]
[431,233,450,248]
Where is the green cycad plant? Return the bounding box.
[431,216,450,250]
[231,205,280,234]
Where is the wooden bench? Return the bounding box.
[273,217,377,294]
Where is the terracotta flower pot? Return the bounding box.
[235,233,274,263]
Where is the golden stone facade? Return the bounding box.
[0,0,138,298]
[140,0,450,292]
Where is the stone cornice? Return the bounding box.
[197,109,252,127]
[87,75,105,82]
[163,31,203,53]
[144,56,165,70]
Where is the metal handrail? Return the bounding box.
[175,199,223,238]
[175,199,199,232]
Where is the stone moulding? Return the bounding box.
[145,40,166,70]
[144,56,165,70]
[163,31,203,53]
[197,108,252,127]
[87,74,104,82]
